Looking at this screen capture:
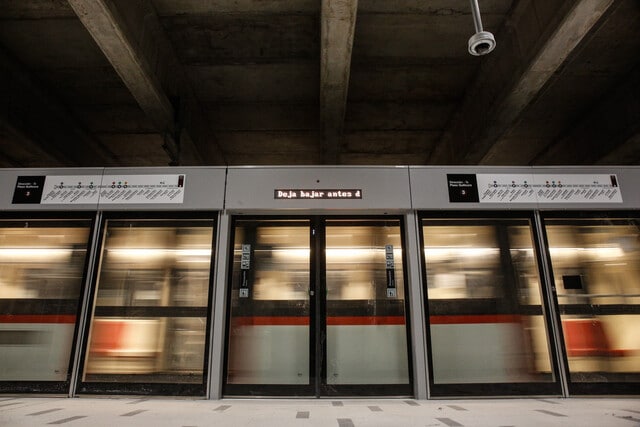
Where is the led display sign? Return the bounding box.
[274,189,362,200]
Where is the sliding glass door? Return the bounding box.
[420,212,562,396]
[323,219,410,395]
[77,213,216,395]
[0,214,93,393]
[225,219,312,395]
[223,216,412,397]
[542,212,640,395]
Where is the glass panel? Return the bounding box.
[325,219,409,385]
[545,218,640,383]
[422,218,554,384]
[226,220,310,385]
[83,219,214,384]
[0,220,90,381]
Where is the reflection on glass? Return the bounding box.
[325,220,409,385]
[545,218,640,383]
[422,218,554,384]
[83,219,214,384]
[0,220,90,381]
[226,220,310,385]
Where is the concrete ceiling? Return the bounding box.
[0,0,638,167]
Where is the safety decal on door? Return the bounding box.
[385,244,397,298]
[239,244,251,298]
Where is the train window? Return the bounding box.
[0,219,91,387]
[421,216,556,392]
[544,216,640,387]
[81,218,214,391]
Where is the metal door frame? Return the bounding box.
[539,210,640,396]
[418,210,564,397]
[0,211,97,395]
[221,214,414,397]
[74,211,218,396]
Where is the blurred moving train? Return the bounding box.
[422,215,640,388]
[82,219,214,385]
[1,214,639,394]
[225,219,409,393]
[545,218,640,383]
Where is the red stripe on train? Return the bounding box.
[0,314,523,325]
[0,314,77,324]
[327,316,405,325]
[429,314,521,324]
[233,316,310,326]
[232,315,522,326]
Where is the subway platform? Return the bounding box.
[0,397,639,427]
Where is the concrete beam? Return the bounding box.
[320,0,358,164]
[533,64,640,165]
[429,0,616,165]
[0,46,117,166]
[68,0,226,165]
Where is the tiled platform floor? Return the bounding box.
[0,397,639,427]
